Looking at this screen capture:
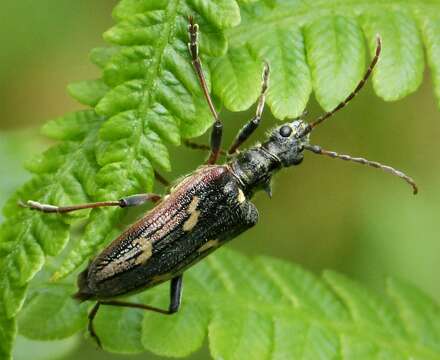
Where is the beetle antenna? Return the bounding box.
[299,36,382,137]
[303,144,418,194]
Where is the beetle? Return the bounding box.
[22,17,418,346]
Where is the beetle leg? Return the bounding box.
[99,275,183,313]
[154,171,170,187]
[187,17,222,165]
[184,139,210,152]
[228,63,270,154]
[169,275,183,313]
[88,302,102,348]
[19,193,162,214]
[207,121,223,165]
[183,140,227,156]
[86,276,183,347]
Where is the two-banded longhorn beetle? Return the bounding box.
[21,17,418,346]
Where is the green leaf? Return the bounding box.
[210,45,261,112]
[41,110,103,141]
[141,292,209,357]
[89,46,119,69]
[210,306,273,359]
[304,15,365,111]
[18,248,440,359]
[225,1,439,113]
[250,26,311,119]
[361,11,424,102]
[0,308,16,360]
[189,0,241,29]
[418,14,440,108]
[67,79,110,107]
[387,279,440,353]
[94,294,145,354]
[18,285,88,340]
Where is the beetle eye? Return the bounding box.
[279,125,292,137]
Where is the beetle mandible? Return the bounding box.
[22,17,418,346]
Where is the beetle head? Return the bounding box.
[263,119,309,167]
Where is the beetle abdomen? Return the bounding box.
[76,165,258,300]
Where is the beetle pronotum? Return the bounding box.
[21,17,417,346]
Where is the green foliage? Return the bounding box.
[304,16,366,111]
[223,0,440,117]
[1,0,440,359]
[17,248,440,359]
[18,285,88,340]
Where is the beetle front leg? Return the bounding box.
[20,193,162,214]
[228,63,270,154]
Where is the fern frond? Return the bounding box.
[18,249,440,359]
[221,1,440,117]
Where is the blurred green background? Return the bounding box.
[1,1,439,359]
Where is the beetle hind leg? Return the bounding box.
[99,275,183,314]
[88,302,103,348]
[168,275,183,313]
[86,276,183,347]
